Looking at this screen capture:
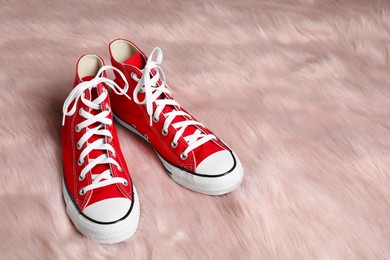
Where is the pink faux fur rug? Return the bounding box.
[1,0,389,259]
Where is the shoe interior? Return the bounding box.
[78,54,103,79]
[110,40,138,62]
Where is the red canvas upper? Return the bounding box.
[109,40,229,172]
[62,55,133,211]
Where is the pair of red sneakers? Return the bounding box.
[61,39,244,243]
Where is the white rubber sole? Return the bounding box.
[62,180,140,244]
[113,113,244,196]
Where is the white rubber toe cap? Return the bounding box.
[83,198,132,223]
[195,150,235,176]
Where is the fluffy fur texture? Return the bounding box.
[1,0,389,259]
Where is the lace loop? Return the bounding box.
[62,65,130,125]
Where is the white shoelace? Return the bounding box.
[62,66,131,195]
[132,48,216,159]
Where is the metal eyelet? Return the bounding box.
[153,116,159,123]
[77,158,83,166]
[123,180,128,186]
[180,153,188,160]
[171,141,178,148]
[78,175,85,181]
[162,129,168,136]
[75,125,81,132]
[76,143,82,149]
[79,189,86,195]
[105,106,111,113]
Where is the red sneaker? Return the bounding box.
[61,54,140,243]
[108,39,244,195]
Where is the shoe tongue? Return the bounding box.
[78,77,124,205]
[123,55,219,154]
[81,78,111,180]
[81,75,95,82]
[124,53,146,70]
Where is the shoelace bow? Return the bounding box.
[132,48,216,159]
[62,66,131,195]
